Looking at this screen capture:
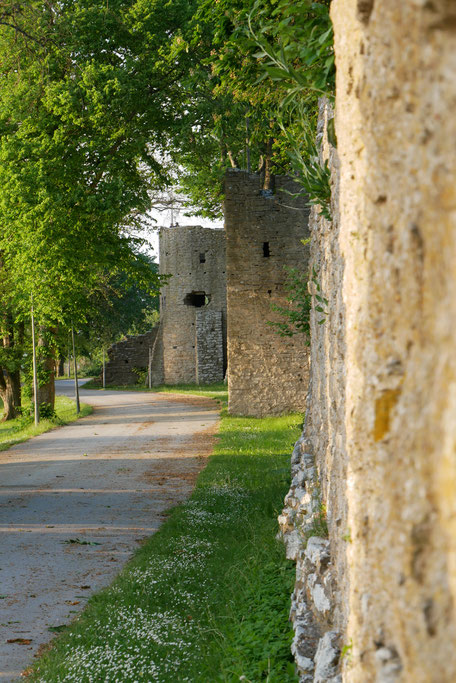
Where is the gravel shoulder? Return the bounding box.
[0,381,219,682]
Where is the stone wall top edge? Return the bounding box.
[110,328,158,346]
[159,225,225,234]
[224,172,310,213]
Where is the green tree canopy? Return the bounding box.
[166,0,334,218]
[0,0,194,324]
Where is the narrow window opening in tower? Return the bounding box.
[263,242,270,257]
[184,291,207,307]
[199,253,206,263]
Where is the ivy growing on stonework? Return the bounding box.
[268,265,328,340]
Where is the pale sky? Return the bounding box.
[144,206,224,263]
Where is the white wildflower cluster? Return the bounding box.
[183,486,250,529]
[37,534,216,682]
[39,609,196,683]
[183,504,230,529]
[36,478,254,682]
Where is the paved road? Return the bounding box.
[0,380,219,681]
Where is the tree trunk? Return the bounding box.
[262,137,275,192]
[0,318,22,421]
[227,150,239,169]
[0,369,20,421]
[37,327,56,410]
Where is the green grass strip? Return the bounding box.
[82,379,228,401]
[0,396,92,452]
[30,385,300,682]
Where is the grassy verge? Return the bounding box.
[30,384,301,682]
[82,379,227,401]
[0,396,92,452]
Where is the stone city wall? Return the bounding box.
[279,100,346,683]
[224,170,311,417]
[280,1,456,680]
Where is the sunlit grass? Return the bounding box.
[30,383,301,682]
[0,396,92,452]
[83,379,228,404]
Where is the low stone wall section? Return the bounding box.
[105,329,158,386]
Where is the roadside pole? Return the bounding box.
[71,326,80,414]
[68,334,72,378]
[102,347,106,389]
[148,346,152,389]
[30,296,39,426]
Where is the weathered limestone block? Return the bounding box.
[374,647,402,683]
[306,572,332,624]
[285,530,304,562]
[291,592,321,683]
[305,537,331,573]
[314,632,341,683]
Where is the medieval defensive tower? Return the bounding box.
[158,225,226,384]
[224,170,310,416]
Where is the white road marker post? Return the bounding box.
[71,325,80,414]
[30,295,39,426]
[68,333,72,378]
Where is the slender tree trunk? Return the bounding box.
[0,369,19,421]
[227,150,239,169]
[262,137,275,191]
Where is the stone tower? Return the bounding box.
[224,170,311,417]
[157,225,226,385]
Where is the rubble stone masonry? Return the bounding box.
[280,1,456,681]
[195,309,224,384]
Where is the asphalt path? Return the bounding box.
[0,380,219,681]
